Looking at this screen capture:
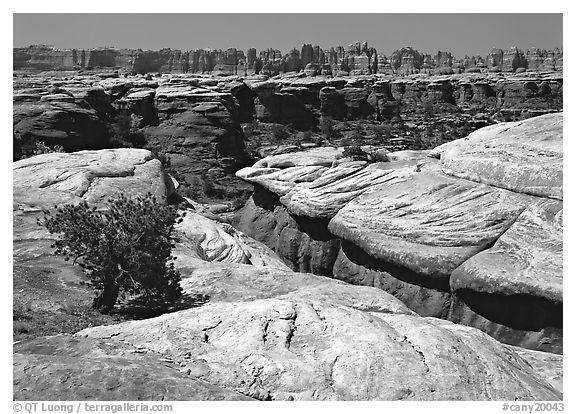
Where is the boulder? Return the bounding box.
[13,98,110,159]
[281,161,419,219]
[173,210,290,270]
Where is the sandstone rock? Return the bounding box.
[78,262,561,401]
[14,147,563,401]
[328,162,529,283]
[235,148,346,196]
[280,161,418,219]
[451,199,562,302]
[507,346,563,393]
[234,189,341,276]
[440,112,563,199]
[14,335,253,400]
[447,199,562,353]
[13,149,167,206]
[13,98,110,158]
[332,242,453,318]
[252,147,343,169]
[173,210,290,270]
[236,165,328,196]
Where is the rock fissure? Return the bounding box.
[201,320,222,343]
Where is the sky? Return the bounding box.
[13,13,563,58]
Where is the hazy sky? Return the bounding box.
[13,14,562,58]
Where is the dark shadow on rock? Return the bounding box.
[252,184,282,211]
[113,293,210,320]
[340,240,451,292]
[291,214,339,242]
[451,289,562,332]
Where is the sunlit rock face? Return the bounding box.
[235,113,563,353]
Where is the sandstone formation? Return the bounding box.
[78,260,561,401]
[235,113,563,353]
[14,335,253,401]
[14,44,563,76]
[13,148,563,400]
[438,113,563,199]
[13,69,563,172]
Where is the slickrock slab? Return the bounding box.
[328,163,529,281]
[281,161,419,219]
[448,199,563,353]
[79,265,561,401]
[451,199,562,302]
[13,149,167,205]
[236,165,329,196]
[14,335,253,401]
[174,211,290,270]
[507,346,563,393]
[439,112,563,199]
[251,147,344,169]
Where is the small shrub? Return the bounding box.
[109,112,145,148]
[270,124,290,143]
[374,123,392,144]
[350,124,364,143]
[300,130,313,142]
[33,141,65,156]
[320,116,336,138]
[421,100,435,119]
[342,145,369,162]
[40,193,184,314]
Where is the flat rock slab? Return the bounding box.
[439,112,563,199]
[13,149,167,205]
[281,161,419,219]
[328,163,530,281]
[14,335,253,401]
[252,147,344,169]
[447,199,562,352]
[507,346,563,393]
[236,165,328,196]
[451,199,563,303]
[78,268,561,400]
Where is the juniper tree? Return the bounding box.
[40,193,184,314]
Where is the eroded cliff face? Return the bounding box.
[14,44,563,76]
[234,113,563,354]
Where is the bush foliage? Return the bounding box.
[40,193,184,314]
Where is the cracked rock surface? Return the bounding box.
[78,262,561,400]
[13,335,253,401]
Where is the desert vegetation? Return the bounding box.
[40,193,184,314]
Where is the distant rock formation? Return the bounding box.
[13,43,563,75]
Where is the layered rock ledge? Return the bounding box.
[234,113,563,354]
[13,148,562,400]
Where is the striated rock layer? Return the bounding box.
[235,113,563,353]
